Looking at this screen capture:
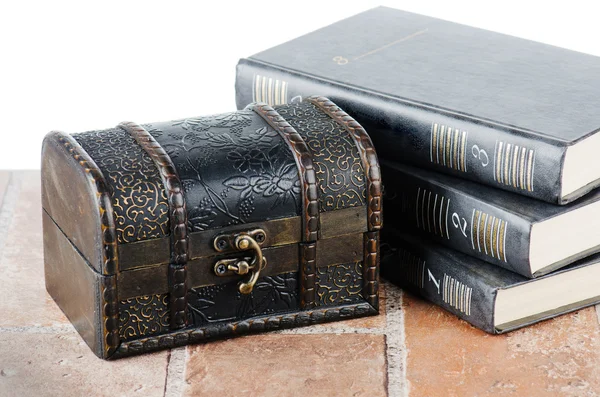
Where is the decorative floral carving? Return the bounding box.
[119,294,170,340]
[227,148,265,172]
[186,272,299,326]
[146,111,302,232]
[274,102,367,211]
[223,162,300,206]
[315,262,364,306]
[74,128,170,243]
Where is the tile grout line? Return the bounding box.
[163,347,187,397]
[162,349,172,397]
[385,284,408,397]
[595,305,600,325]
[0,325,74,334]
[400,290,409,397]
[0,172,19,263]
[276,326,386,335]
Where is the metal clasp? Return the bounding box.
[213,229,267,294]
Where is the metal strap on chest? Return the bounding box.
[250,103,320,309]
[306,96,383,309]
[120,122,190,330]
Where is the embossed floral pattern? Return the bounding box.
[227,148,265,172]
[186,272,299,325]
[223,161,301,207]
[146,111,302,232]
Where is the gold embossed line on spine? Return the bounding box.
[252,74,288,105]
[429,123,468,172]
[494,140,535,192]
[470,209,508,262]
[250,103,319,242]
[397,189,415,217]
[51,131,120,358]
[306,96,382,231]
[398,247,426,289]
[415,187,450,239]
[120,122,190,330]
[442,273,472,315]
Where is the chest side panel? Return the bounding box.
[145,110,302,233]
[42,135,104,272]
[73,128,170,244]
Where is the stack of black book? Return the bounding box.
[234,7,600,333]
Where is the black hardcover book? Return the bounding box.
[382,161,600,278]
[235,7,600,204]
[381,229,600,334]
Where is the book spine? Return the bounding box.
[235,58,567,204]
[383,164,534,277]
[380,234,498,334]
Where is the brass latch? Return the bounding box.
[213,229,267,294]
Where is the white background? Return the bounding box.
[1,0,599,169]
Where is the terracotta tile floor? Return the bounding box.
[1,170,599,397]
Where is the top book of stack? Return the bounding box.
[235,6,600,204]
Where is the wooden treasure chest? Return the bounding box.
[42,97,382,359]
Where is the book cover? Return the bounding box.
[382,161,600,278]
[235,7,600,204]
[381,229,600,334]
